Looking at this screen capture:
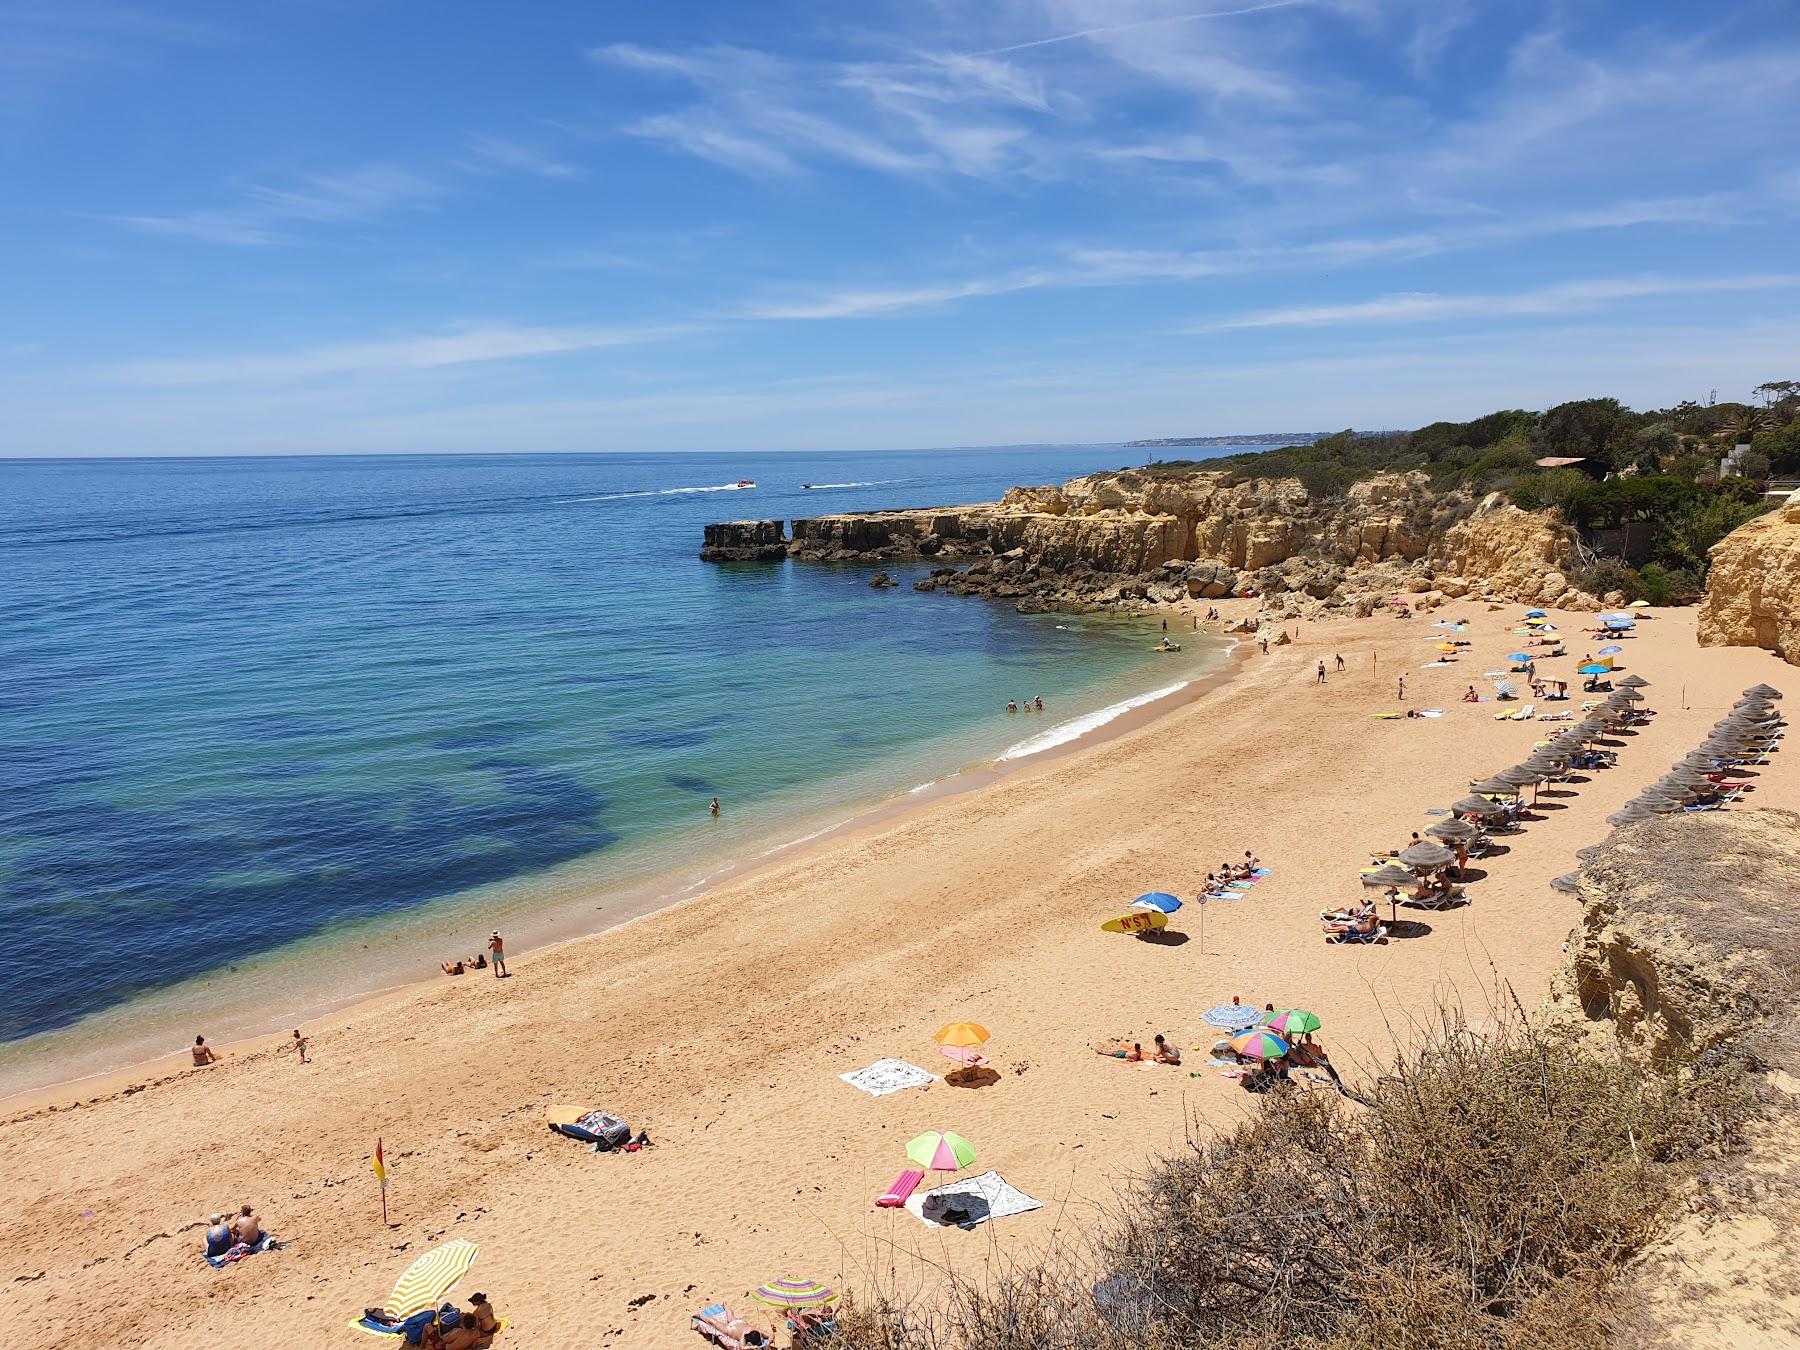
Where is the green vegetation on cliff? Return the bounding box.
[1147,382,1798,601]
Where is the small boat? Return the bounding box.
[801,483,813,489]
[735,479,756,488]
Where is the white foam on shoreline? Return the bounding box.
[996,680,1191,762]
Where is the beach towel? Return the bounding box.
[346,1238,479,1337]
[877,1168,926,1207]
[906,1170,1041,1228]
[1421,661,1452,669]
[205,1234,277,1268]
[840,1058,936,1097]
[1205,889,1246,901]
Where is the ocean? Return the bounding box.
[0,446,1236,1093]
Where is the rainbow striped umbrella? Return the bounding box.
[906,1130,977,1173]
[377,1238,479,1320]
[1229,1029,1290,1060]
[1266,1009,1321,1037]
[751,1278,837,1310]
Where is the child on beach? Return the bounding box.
[291,1029,309,1064]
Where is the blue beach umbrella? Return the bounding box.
[1605,620,1635,630]
[1132,891,1182,914]
[1598,612,1631,622]
[1578,663,1610,675]
[1507,652,1533,663]
[1598,645,1623,655]
[1525,609,1547,618]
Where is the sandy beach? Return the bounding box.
[5,601,1794,1348]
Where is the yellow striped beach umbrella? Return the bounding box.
[383,1238,479,1320]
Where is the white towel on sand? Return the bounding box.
[840,1058,936,1097]
[906,1170,1041,1227]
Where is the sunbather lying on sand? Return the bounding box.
[1093,1040,1145,1062]
[442,959,465,976]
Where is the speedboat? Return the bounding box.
[735,479,755,488]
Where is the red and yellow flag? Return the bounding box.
[372,1137,388,1188]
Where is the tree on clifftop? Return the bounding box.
[1537,397,1631,469]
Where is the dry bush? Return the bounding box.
[834,1005,1742,1350]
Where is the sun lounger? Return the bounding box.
[877,1168,927,1208]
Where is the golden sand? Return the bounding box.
[4,601,1794,1347]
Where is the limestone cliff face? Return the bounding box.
[1553,809,1800,1067]
[1698,494,1800,667]
[765,467,1586,612]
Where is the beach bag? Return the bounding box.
[399,1309,438,1344]
[576,1110,632,1151]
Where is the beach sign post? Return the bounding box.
[372,1137,389,1225]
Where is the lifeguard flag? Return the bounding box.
[372,1138,388,1188]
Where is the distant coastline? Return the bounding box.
[1124,431,1328,448]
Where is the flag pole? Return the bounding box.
[373,1137,389,1225]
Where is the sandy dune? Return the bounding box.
[4,602,1793,1348]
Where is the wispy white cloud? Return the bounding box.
[976,0,1311,57]
[110,321,702,386]
[113,163,444,246]
[1187,274,1800,332]
[464,134,581,179]
[592,41,1057,180]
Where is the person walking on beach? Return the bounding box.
[1316,660,1326,685]
[291,1029,309,1064]
[1334,653,1345,671]
[487,931,507,979]
[1259,636,1269,654]
[1396,674,1406,701]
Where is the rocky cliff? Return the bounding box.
[1698,493,1800,667]
[1552,808,1800,1348]
[704,466,1591,614]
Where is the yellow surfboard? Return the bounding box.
[1100,910,1168,935]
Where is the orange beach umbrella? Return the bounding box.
[933,1022,991,1049]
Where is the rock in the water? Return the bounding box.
[869,571,898,589]
[700,520,789,562]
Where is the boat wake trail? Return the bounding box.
[564,483,756,503]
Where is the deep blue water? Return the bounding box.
[0,446,1235,1048]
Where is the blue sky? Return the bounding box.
[3,0,1798,455]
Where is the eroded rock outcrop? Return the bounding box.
[1699,493,1800,667]
[1552,808,1800,1068]
[700,520,789,562]
[1552,808,1800,1348]
[717,467,1588,613]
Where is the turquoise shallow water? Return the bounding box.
[0,446,1237,1083]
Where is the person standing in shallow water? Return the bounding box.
[709,797,719,816]
[487,930,507,979]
